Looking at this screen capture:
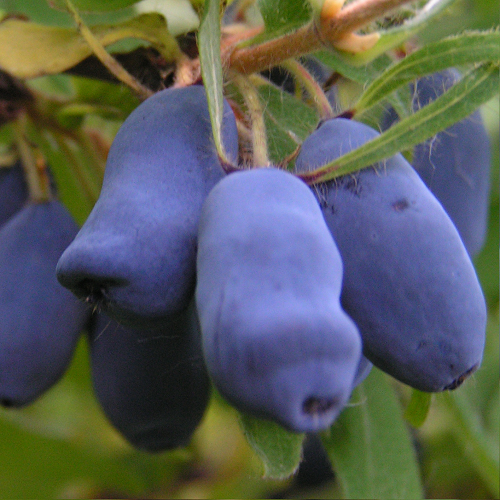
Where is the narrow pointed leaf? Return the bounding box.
[197,0,231,163]
[356,30,500,113]
[300,63,499,184]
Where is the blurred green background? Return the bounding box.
[0,0,498,498]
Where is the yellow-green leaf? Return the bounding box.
[0,13,179,79]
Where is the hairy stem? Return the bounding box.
[13,117,49,203]
[232,73,270,167]
[280,59,334,120]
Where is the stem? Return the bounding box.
[280,59,334,120]
[52,132,100,204]
[65,0,153,100]
[232,73,270,167]
[13,117,49,202]
[76,128,106,178]
[228,0,415,75]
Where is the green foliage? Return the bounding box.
[356,30,500,114]
[257,81,317,161]
[322,369,424,499]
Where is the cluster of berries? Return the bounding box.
[0,69,490,451]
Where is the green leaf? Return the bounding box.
[197,0,232,164]
[321,369,423,499]
[301,63,500,184]
[257,0,311,34]
[256,81,318,163]
[0,13,179,79]
[47,0,141,13]
[404,390,432,428]
[239,413,304,479]
[356,30,500,114]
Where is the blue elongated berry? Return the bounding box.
[196,167,362,433]
[56,85,238,328]
[382,69,491,256]
[0,200,90,407]
[89,303,210,452]
[295,118,486,392]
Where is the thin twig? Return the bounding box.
[65,0,153,100]
[280,59,334,120]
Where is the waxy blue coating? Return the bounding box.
[295,118,486,392]
[56,85,239,328]
[0,201,90,407]
[0,161,28,227]
[196,167,362,433]
[383,69,491,256]
[89,303,210,452]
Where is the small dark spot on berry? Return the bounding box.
[392,198,409,212]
